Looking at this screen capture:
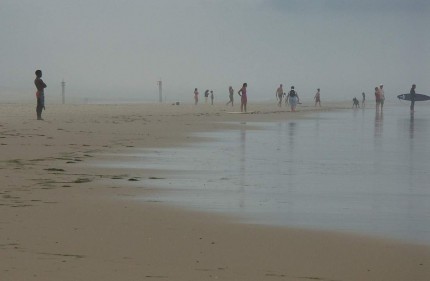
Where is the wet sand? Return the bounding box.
[1,101,429,281]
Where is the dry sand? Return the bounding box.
[1,101,429,281]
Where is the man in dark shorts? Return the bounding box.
[410,84,416,112]
[34,70,47,120]
[276,84,284,107]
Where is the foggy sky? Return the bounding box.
[1,0,429,103]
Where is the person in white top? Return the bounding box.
[379,84,385,109]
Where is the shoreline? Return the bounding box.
[1,101,429,280]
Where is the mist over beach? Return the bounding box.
[2,1,430,280]
[1,0,429,103]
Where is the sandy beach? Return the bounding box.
[1,101,429,281]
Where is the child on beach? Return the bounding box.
[352,97,360,108]
[194,88,199,105]
[314,88,321,107]
[226,86,234,106]
[210,90,214,105]
[237,83,248,112]
[204,90,209,103]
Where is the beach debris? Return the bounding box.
[111,175,126,180]
[149,176,165,180]
[44,168,65,172]
[73,178,92,184]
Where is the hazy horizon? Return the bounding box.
[1,0,429,103]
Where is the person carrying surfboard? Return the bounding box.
[410,84,416,112]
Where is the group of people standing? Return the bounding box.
[194,89,216,105]
[33,69,420,121]
[275,84,302,112]
[352,85,384,109]
[194,83,248,112]
[358,83,417,112]
[374,84,386,111]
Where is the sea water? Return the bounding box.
[108,104,430,244]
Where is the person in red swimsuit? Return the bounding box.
[238,83,248,112]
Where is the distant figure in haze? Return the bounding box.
[276,84,284,107]
[287,86,299,112]
[226,86,234,106]
[194,88,199,105]
[34,69,47,120]
[362,92,366,107]
[204,90,209,103]
[379,84,385,110]
[314,88,321,107]
[237,83,248,112]
[352,97,360,108]
[210,90,214,105]
[375,86,381,111]
[410,84,416,112]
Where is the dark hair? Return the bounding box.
[291,86,294,89]
[243,83,247,87]
[35,70,42,76]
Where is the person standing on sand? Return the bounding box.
[379,84,385,110]
[410,84,416,112]
[288,86,299,112]
[204,90,209,103]
[276,84,284,107]
[210,90,214,105]
[34,69,47,120]
[352,97,360,108]
[194,88,199,105]
[226,86,234,106]
[314,88,321,107]
[362,92,366,107]
[375,86,381,111]
[237,83,248,112]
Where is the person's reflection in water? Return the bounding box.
[374,109,383,138]
[288,122,297,148]
[286,122,297,191]
[409,111,415,139]
[238,123,247,208]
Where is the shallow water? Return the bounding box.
[105,104,430,244]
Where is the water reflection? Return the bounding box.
[238,123,247,208]
[288,122,297,148]
[113,106,430,244]
[409,111,415,139]
[374,109,383,138]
